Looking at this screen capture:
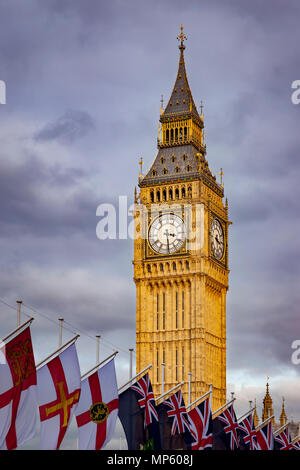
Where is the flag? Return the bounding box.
[255,420,274,450]
[75,358,118,450]
[292,439,300,450]
[274,427,294,450]
[157,389,192,450]
[37,342,81,449]
[212,404,239,450]
[237,412,257,450]
[118,373,161,450]
[0,326,37,450]
[187,396,212,450]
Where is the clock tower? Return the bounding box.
[133,26,230,411]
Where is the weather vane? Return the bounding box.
[177,24,187,48]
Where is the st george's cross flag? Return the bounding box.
[187,396,213,450]
[75,358,118,450]
[212,404,239,450]
[274,427,294,451]
[0,326,37,450]
[255,420,274,450]
[237,412,257,450]
[37,342,81,449]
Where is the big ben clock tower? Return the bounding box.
[133,26,230,411]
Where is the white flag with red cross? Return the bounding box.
[37,342,81,450]
[0,325,37,450]
[75,358,118,450]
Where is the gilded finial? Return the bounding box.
[219,168,224,187]
[139,156,144,177]
[160,94,164,115]
[177,24,187,50]
[200,100,204,119]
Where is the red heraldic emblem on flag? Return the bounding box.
[0,326,37,450]
[37,342,81,449]
[187,396,213,450]
[75,358,118,450]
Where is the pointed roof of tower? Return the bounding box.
[161,25,201,124]
[280,397,287,427]
[262,378,274,424]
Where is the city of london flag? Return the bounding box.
[0,326,37,450]
[75,358,118,450]
[37,342,81,449]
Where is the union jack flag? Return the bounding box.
[216,404,239,450]
[292,439,300,450]
[238,412,257,450]
[131,373,158,427]
[255,421,274,450]
[188,396,213,450]
[274,427,294,451]
[164,390,191,435]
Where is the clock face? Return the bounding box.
[148,213,186,255]
[211,218,224,260]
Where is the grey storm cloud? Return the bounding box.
[35,109,95,143]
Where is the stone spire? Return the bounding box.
[262,378,275,425]
[279,397,288,427]
[162,25,201,124]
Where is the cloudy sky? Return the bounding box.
[0,0,300,449]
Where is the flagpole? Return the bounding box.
[161,362,165,396]
[2,317,34,343]
[156,381,184,404]
[255,414,275,432]
[81,351,118,380]
[273,422,289,436]
[188,372,192,407]
[237,407,255,423]
[118,364,152,393]
[129,348,134,382]
[16,300,22,327]
[36,334,80,370]
[212,397,236,418]
[58,317,64,347]
[96,334,101,364]
[291,433,300,445]
[187,387,212,412]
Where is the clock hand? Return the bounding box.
[164,229,170,253]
